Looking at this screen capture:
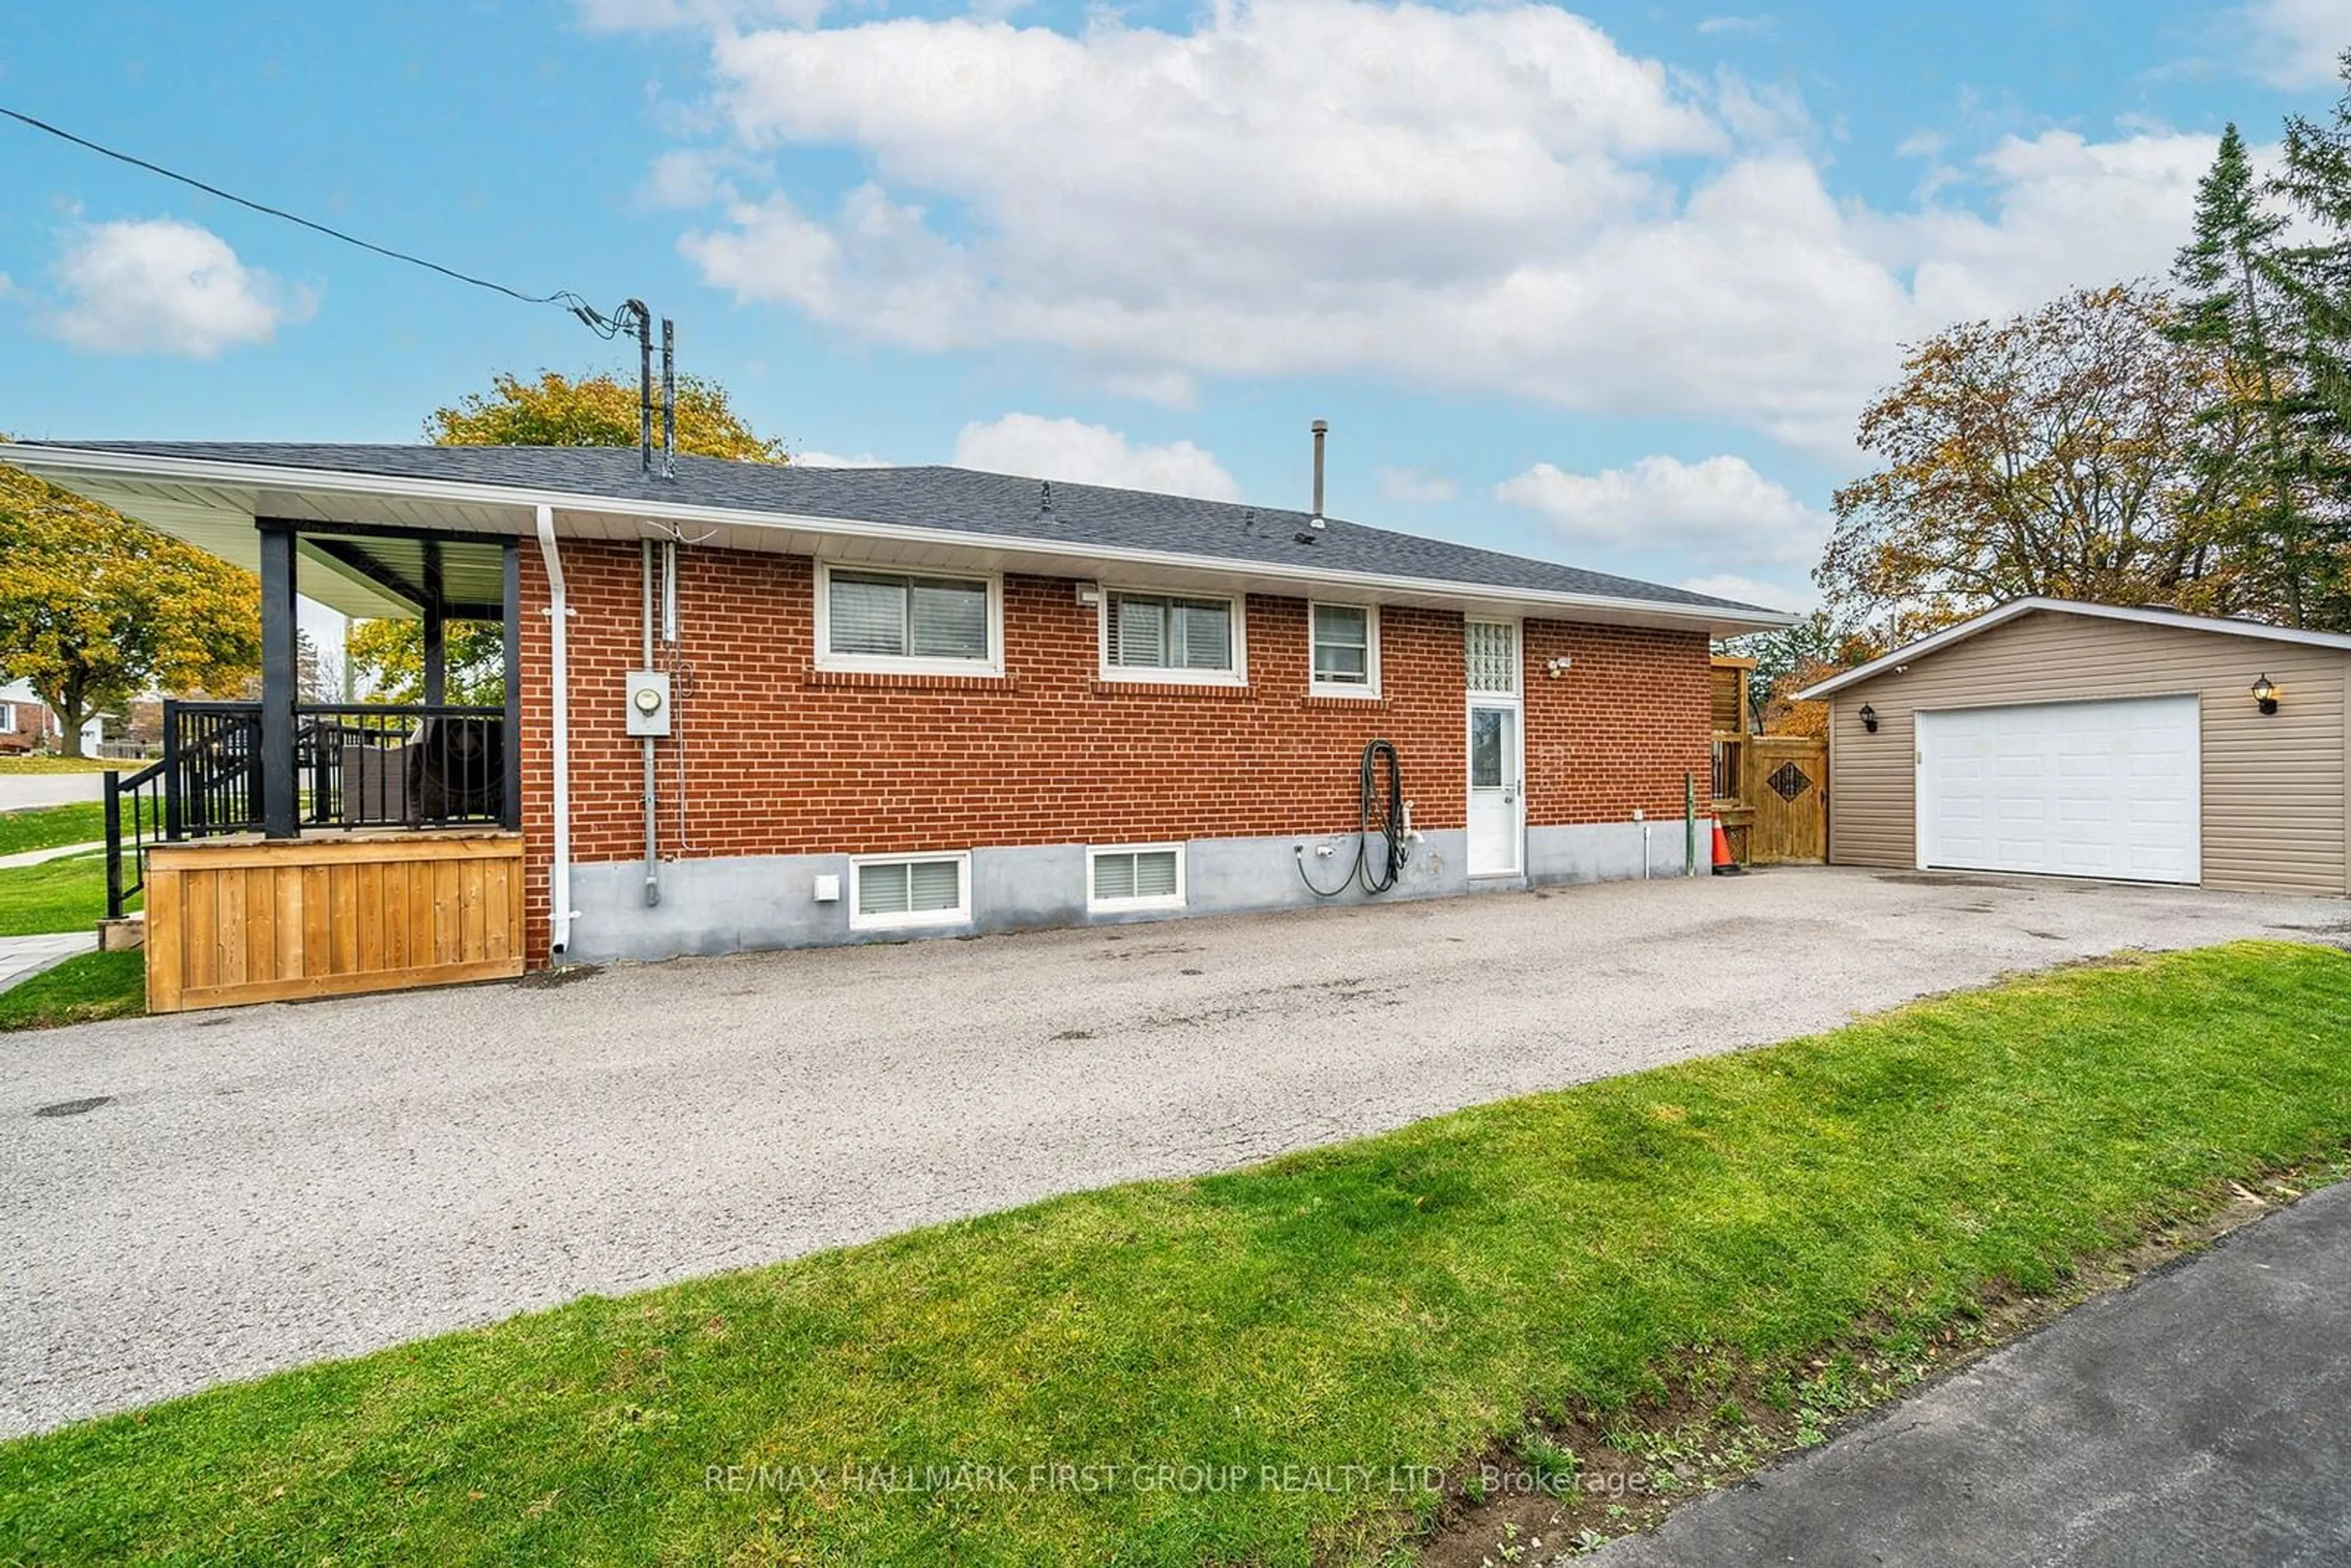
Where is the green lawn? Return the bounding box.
[0,852,127,937]
[3,943,2348,1566]
[0,756,118,775]
[0,950,144,1032]
[0,801,108,857]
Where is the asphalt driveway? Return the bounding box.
[4,866,2344,1436]
[1599,1179,2351,1567]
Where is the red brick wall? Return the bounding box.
[520,540,1711,962]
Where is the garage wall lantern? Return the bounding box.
[2252,675,2279,716]
[1858,703,1880,733]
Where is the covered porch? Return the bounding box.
[107,517,527,1011]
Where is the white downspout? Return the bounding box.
[535,505,576,958]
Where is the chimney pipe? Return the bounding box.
[1310,419,1329,528]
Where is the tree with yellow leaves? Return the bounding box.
[1819,285,2258,645]
[0,460,262,756]
[422,369,790,462]
[345,369,792,703]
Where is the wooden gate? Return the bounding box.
[1743,735,1828,864]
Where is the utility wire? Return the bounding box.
[1,105,626,332]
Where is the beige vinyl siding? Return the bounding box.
[1826,610,2350,897]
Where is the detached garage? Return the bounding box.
[1797,598,2351,898]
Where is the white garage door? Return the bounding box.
[1917,696,2201,884]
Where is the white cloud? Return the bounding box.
[951,413,1240,500]
[1679,572,1815,612]
[2241,0,2349,88]
[1375,465,1457,505]
[1494,453,1829,566]
[639,148,741,209]
[649,1,2239,454]
[1870,131,2218,326]
[793,448,893,467]
[1697,15,1773,34]
[42,218,313,358]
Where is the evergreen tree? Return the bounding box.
[2272,53,2351,629]
[2170,124,2315,625]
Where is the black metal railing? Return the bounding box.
[165,700,265,837]
[102,756,169,920]
[103,699,514,918]
[297,705,508,830]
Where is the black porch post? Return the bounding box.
[422,538,446,708]
[257,522,299,839]
[501,541,522,831]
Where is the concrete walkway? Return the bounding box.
[2,868,2344,1437]
[1600,1180,2351,1567]
[0,841,104,870]
[0,934,91,993]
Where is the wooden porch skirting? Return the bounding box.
[144,832,525,1013]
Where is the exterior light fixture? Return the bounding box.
[1858,703,1880,733]
[2252,675,2279,716]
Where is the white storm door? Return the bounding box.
[1467,702,1522,876]
[1916,696,2200,884]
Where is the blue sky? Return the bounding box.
[2,0,2346,615]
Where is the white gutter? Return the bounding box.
[2,445,1797,634]
[534,505,576,959]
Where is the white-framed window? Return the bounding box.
[849,851,972,930]
[816,563,1002,676]
[0,702,15,732]
[1098,589,1246,685]
[1309,602,1380,698]
[1087,844,1186,912]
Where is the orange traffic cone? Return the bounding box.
[1710,822,1742,876]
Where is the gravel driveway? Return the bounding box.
[4,867,2343,1436]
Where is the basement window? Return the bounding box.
[1310,602,1380,697]
[1100,591,1244,684]
[1088,844,1185,912]
[850,852,971,930]
[817,565,1000,675]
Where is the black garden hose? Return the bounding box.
[1298,739,1408,898]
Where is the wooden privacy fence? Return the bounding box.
[144,833,525,1013]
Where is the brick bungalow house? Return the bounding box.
[5,441,1789,1009]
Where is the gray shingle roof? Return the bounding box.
[32,441,1779,616]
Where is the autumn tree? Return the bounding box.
[1819,285,2253,640]
[0,462,261,756]
[1718,612,1883,737]
[347,618,506,706]
[344,369,793,702]
[422,369,790,461]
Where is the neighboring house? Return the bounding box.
[1797,597,2351,898]
[4,440,1789,1007]
[0,681,103,755]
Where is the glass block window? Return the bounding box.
[1465,621,1518,694]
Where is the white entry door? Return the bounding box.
[1466,702,1522,876]
[1917,696,2201,884]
